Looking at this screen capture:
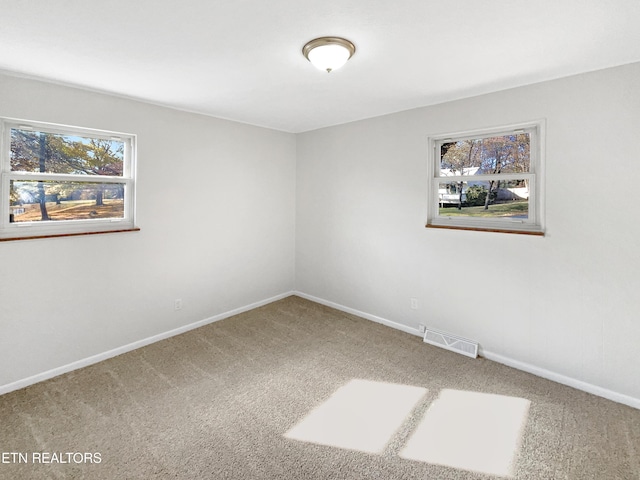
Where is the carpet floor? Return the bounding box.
[0,296,638,479]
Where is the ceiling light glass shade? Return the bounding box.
[303,37,356,73]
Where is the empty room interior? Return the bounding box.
[1,1,639,479]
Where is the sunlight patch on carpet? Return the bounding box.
[399,389,530,477]
[284,379,427,454]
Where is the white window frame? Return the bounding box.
[427,120,545,235]
[0,118,137,240]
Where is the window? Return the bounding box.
[0,118,137,240]
[427,121,544,235]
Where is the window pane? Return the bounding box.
[437,180,529,219]
[440,133,530,176]
[10,128,124,176]
[9,180,125,223]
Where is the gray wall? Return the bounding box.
[0,73,296,386]
[296,62,640,403]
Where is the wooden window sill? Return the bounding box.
[426,224,544,236]
[0,227,140,242]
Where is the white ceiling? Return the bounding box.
[1,0,639,133]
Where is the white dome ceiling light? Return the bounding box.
[302,37,356,73]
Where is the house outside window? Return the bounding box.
[427,121,544,235]
[0,118,137,240]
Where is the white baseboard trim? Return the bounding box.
[293,291,640,410]
[294,291,421,337]
[5,290,638,411]
[480,350,640,410]
[0,291,294,396]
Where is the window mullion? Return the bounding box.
[8,173,127,183]
[436,173,533,183]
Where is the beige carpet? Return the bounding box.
[0,296,638,479]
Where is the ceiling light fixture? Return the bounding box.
[302,37,356,73]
